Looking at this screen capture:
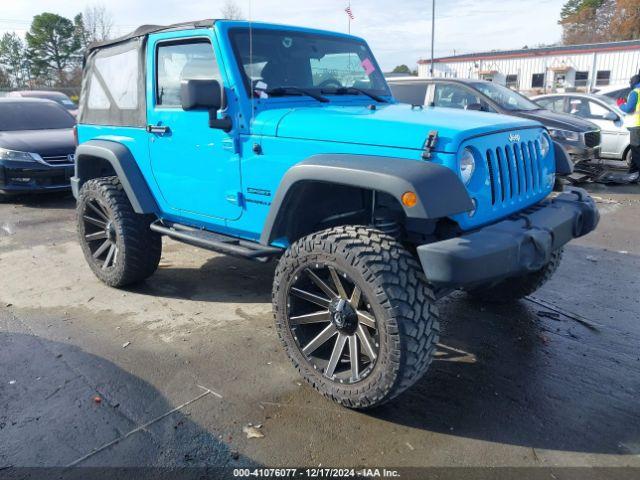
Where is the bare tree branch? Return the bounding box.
[221,0,244,20]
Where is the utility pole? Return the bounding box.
[430,0,436,77]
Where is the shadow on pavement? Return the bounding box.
[372,290,639,455]
[120,243,638,456]
[0,332,257,469]
[129,255,275,304]
[1,191,75,210]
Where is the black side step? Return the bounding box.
[150,220,282,262]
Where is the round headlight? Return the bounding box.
[539,134,551,158]
[459,148,475,185]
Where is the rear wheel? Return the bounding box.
[468,249,563,304]
[77,177,161,287]
[626,148,633,170]
[273,226,440,409]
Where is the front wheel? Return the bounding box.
[467,249,563,304]
[273,226,440,409]
[77,176,162,287]
[626,148,634,170]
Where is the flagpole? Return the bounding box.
[430,0,436,77]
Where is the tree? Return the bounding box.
[559,0,607,44]
[0,33,31,87]
[559,0,640,45]
[26,12,80,85]
[559,0,640,44]
[80,5,114,46]
[392,65,412,74]
[0,68,11,89]
[221,0,243,20]
[74,14,90,51]
[609,0,640,40]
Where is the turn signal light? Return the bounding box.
[401,191,417,208]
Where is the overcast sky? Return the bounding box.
[0,0,565,70]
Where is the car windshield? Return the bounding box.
[470,82,540,111]
[229,28,390,99]
[0,102,75,131]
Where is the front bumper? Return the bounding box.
[417,187,599,288]
[565,144,600,163]
[0,163,73,195]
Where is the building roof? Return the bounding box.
[418,39,640,64]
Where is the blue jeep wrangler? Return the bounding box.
[72,19,598,408]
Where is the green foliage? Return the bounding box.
[392,65,412,74]
[25,12,81,84]
[74,13,90,50]
[560,0,605,18]
[0,33,29,88]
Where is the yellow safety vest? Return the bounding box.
[625,88,640,128]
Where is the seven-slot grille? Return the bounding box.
[485,139,544,206]
[584,130,600,148]
[41,155,74,166]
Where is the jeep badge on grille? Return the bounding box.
[508,133,521,143]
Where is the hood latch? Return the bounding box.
[422,130,438,160]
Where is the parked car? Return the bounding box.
[72,20,598,409]
[388,77,602,163]
[533,92,632,167]
[0,98,76,200]
[7,90,78,117]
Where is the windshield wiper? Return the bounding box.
[265,87,329,103]
[322,86,388,103]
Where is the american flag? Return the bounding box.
[345,6,354,20]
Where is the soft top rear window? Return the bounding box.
[0,102,75,131]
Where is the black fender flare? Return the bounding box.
[553,141,574,175]
[260,154,473,245]
[72,140,159,214]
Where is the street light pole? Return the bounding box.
[430,0,435,77]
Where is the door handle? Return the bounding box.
[146,125,170,134]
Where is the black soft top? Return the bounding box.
[86,19,218,54]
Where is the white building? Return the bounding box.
[417,40,640,93]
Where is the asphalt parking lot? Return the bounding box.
[1,184,639,474]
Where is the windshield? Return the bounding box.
[0,102,75,131]
[229,28,390,98]
[470,82,540,111]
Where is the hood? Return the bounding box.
[253,103,541,153]
[0,129,75,157]
[513,108,598,132]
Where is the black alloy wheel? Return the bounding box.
[287,264,379,384]
[82,198,119,270]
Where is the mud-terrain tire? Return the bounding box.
[77,176,161,287]
[468,249,563,304]
[273,225,440,409]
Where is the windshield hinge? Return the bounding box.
[222,137,239,154]
[422,130,438,160]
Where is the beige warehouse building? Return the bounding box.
[418,40,640,94]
